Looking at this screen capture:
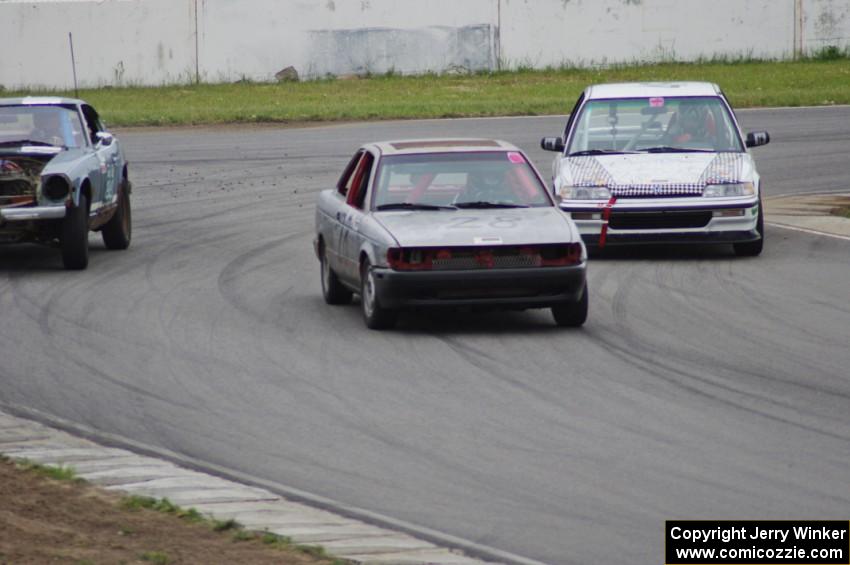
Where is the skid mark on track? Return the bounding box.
[590,324,850,447]
[216,230,309,317]
[590,258,850,445]
[428,333,598,436]
[598,254,850,401]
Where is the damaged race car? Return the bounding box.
[314,139,588,330]
[541,82,770,256]
[0,97,131,269]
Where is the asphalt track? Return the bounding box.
[2,107,849,564]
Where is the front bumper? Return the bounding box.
[0,205,66,222]
[372,264,587,310]
[561,196,760,246]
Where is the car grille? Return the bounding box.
[609,211,712,230]
[611,185,704,198]
[0,180,37,206]
[0,158,40,207]
[0,179,32,196]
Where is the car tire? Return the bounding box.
[102,180,132,250]
[551,281,588,327]
[360,259,397,330]
[320,244,352,305]
[733,199,764,257]
[61,192,90,270]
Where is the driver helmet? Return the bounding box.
[467,168,505,193]
[677,100,713,138]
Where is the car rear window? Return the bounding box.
[372,152,552,209]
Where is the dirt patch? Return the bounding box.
[765,193,850,217]
[0,457,339,565]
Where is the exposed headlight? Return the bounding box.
[703,182,755,198]
[42,176,71,201]
[561,185,612,200]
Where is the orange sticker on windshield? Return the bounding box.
[649,97,665,107]
[507,152,525,163]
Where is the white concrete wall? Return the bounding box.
[804,0,850,51]
[1,0,849,89]
[499,0,796,67]
[0,0,197,89]
[196,0,496,80]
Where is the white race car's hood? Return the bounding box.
[373,207,577,248]
[562,153,754,190]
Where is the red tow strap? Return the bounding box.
[598,195,618,248]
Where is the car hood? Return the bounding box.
[373,207,577,247]
[561,153,755,187]
[42,147,88,174]
[0,146,87,176]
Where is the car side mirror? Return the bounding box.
[745,131,770,148]
[541,137,565,152]
[95,131,114,147]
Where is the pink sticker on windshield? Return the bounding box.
[507,152,525,163]
[649,97,665,107]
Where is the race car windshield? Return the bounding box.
[567,96,744,155]
[372,151,553,210]
[0,105,87,148]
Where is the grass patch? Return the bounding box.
[7,58,850,127]
[140,551,171,564]
[118,496,350,561]
[257,531,349,564]
[811,45,850,61]
[15,459,83,483]
[116,495,352,562]
[831,206,850,219]
[297,544,330,559]
[121,495,205,524]
[232,530,256,542]
[212,518,242,532]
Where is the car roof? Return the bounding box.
[369,139,522,156]
[0,96,85,107]
[584,82,722,100]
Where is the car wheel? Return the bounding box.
[61,192,90,270]
[551,281,588,327]
[102,180,132,250]
[360,259,397,330]
[320,244,352,305]
[733,200,764,257]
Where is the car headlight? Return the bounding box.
[560,185,612,200]
[703,182,755,198]
[42,176,71,201]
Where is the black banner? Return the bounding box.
[666,521,849,564]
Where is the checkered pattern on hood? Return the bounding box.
[566,153,747,197]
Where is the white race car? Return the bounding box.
[542,82,770,256]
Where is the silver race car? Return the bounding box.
[542,82,770,256]
[314,139,588,329]
[0,97,131,269]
